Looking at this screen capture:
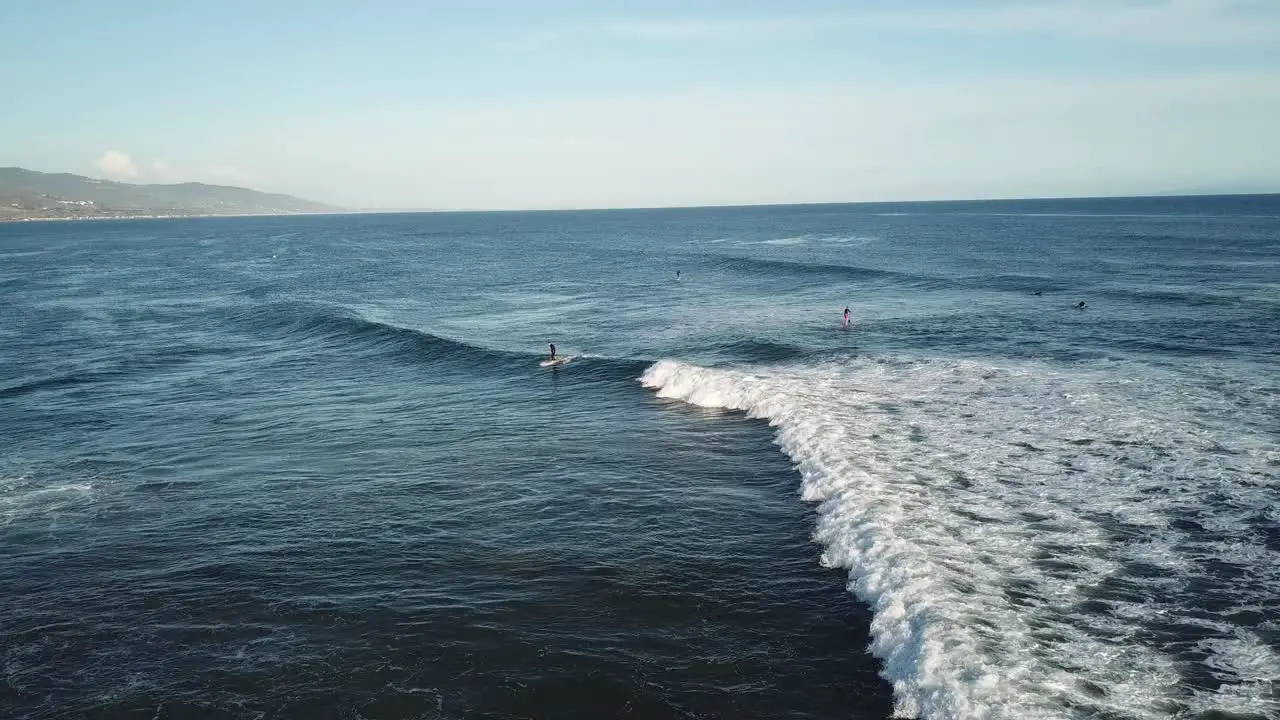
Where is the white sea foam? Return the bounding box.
[0,473,97,526]
[818,234,878,246]
[640,356,1280,719]
[752,234,877,246]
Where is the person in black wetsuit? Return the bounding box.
[548,343,556,360]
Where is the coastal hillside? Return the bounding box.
[0,167,340,220]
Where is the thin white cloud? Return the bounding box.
[94,150,139,181]
[904,0,1280,45]
[505,15,845,50]
[89,153,263,188]
[513,1,1280,48]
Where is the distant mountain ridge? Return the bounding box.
[0,167,340,220]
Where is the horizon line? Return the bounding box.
[350,189,1280,215]
[7,190,1277,225]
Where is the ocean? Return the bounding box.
[1,195,1277,720]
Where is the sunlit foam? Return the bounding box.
[0,472,97,526]
[641,356,1280,719]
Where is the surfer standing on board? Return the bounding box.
[842,306,850,328]
[548,343,556,361]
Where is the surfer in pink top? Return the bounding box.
[842,306,850,328]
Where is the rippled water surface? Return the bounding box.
[2,196,1278,719]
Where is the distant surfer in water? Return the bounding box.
[842,306,850,328]
[676,270,680,280]
[548,343,557,361]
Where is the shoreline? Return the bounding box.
[0,211,354,224]
[4,191,1279,225]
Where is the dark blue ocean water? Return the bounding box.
[2,196,1278,720]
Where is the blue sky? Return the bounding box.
[3,0,1279,209]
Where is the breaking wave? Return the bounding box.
[641,356,1280,719]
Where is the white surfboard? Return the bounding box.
[539,355,573,367]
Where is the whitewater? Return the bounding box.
[643,354,1279,719]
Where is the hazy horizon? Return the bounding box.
[5,1,1279,211]
[7,163,1280,215]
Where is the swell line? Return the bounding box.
[223,300,655,379]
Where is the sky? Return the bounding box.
[3,0,1279,210]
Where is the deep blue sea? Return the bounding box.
[2,196,1278,720]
